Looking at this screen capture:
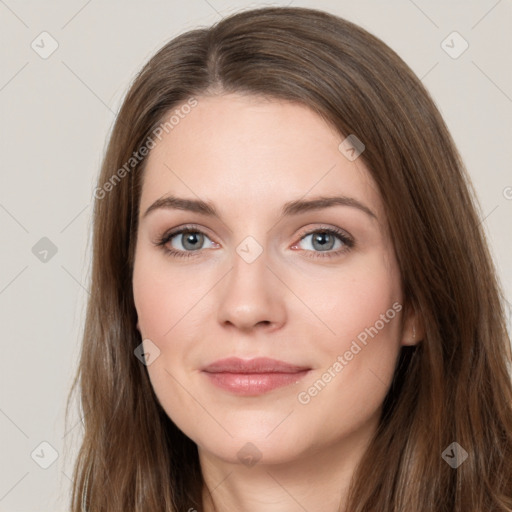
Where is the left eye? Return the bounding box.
[294,230,346,252]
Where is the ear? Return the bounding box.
[401,304,424,346]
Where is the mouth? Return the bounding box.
[201,357,311,396]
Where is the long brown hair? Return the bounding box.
[66,6,512,511]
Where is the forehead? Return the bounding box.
[139,93,384,223]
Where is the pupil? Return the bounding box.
[316,233,328,245]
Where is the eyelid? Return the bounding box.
[294,224,352,243]
[155,223,216,243]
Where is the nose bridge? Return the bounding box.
[231,235,268,286]
[228,234,272,301]
[235,234,266,266]
[216,234,285,330]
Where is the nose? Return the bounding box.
[216,245,287,333]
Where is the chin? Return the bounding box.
[192,421,313,467]
[199,437,306,467]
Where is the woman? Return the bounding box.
[66,6,512,511]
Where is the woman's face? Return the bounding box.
[132,93,416,466]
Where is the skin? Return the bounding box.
[132,93,422,512]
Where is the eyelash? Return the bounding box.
[154,224,355,260]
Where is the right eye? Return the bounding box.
[154,226,219,259]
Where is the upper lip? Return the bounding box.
[201,357,311,374]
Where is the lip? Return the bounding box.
[201,357,311,396]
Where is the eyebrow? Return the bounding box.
[142,194,377,221]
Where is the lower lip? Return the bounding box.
[203,371,310,395]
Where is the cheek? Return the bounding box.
[132,248,202,339]
[132,252,202,433]
[132,250,212,389]
[294,254,403,425]
[293,252,402,352]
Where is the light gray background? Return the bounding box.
[1,1,511,510]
